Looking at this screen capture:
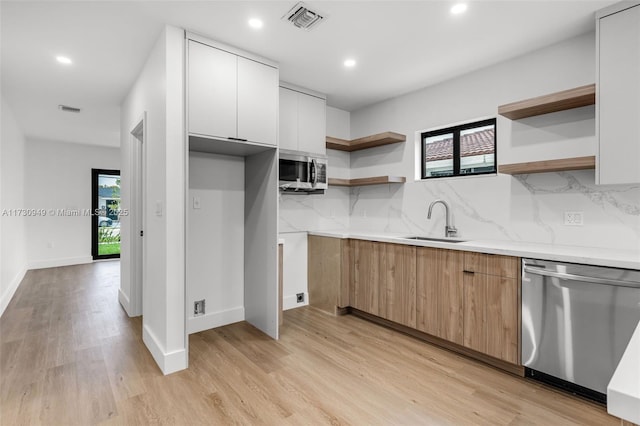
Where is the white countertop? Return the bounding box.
[308,230,640,270]
[608,321,640,424]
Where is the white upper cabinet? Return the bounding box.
[279,87,298,151]
[187,38,278,146]
[298,92,326,155]
[278,85,326,155]
[237,57,278,146]
[188,41,237,139]
[597,3,640,184]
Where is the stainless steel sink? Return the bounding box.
[401,236,467,243]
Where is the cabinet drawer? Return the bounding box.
[463,252,519,278]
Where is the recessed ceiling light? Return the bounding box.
[56,56,72,65]
[344,59,356,68]
[248,18,263,29]
[450,3,468,15]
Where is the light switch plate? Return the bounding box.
[193,197,201,209]
[564,211,584,226]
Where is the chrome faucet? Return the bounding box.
[427,199,458,238]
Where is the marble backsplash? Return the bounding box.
[279,169,640,252]
[347,170,640,252]
[279,186,350,233]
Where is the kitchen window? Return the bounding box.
[421,118,496,179]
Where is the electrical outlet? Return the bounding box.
[194,299,205,316]
[564,211,584,226]
[296,293,304,303]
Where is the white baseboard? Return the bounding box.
[0,266,27,317]
[28,256,93,270]
[142,324,187,375]
[118,289,132,316]
[187,306,245,334]
[283,292,309,311]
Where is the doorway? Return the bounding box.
[129,116,145,317]
[92,169,121,260]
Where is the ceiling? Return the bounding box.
[1,0,616,148]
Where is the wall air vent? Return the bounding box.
[58,105,81,113]
[283,2,325,30]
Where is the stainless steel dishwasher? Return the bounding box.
[521,258,640,403]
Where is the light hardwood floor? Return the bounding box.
[0,262,618,425]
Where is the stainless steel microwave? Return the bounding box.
[279,149,328,193]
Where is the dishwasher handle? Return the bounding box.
[523,265,640,289]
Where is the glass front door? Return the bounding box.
[92,169,121,259]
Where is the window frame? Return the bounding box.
[420,117,497,180]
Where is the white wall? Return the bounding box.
[347,32,640,251]
[23,139,119,268]
[187,152,244,333]
[120,25,186,374]
[0,96,27,316]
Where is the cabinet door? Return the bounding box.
[598,4,640,184]
[384,244,416,328]
[237,57,278,145]
[416,248,463,344]
[462,252,520,363]
[188,41,237,138]
[279,87,298,151]
[308,235,342,314]
[353,240,384,316]
[486,276,519,364]
[463,271,487,354]
[463,252,518,278]
[338,239,351,308]
[297,93,326,155]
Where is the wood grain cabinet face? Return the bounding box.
[462,253,520,364]
[353,240,384,316]
[353,241,416,328]
[307,236,351,315]
[384,244,417,328]
[597,3,640,185]
[416,247,464,344]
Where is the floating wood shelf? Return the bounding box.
[498,156,595,175]
[498,84,595,120]
[326,132,406,152]
[328,176,406,187]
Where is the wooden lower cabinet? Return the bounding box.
[462,253,520,364]
[353,240,416,328]
[384,243,417,328]
[416,247,464,345]
[352,240,384,316]
[310,236,520,366]
[307,235,351,315]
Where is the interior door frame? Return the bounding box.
[129,113,146,317]
[91,168,121,260]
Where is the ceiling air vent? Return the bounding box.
[283,2,325,31]
[58,104,81,113]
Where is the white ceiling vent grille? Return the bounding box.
[283,2,325,31]
[58,105,81,113]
